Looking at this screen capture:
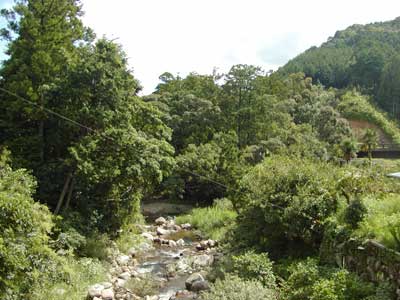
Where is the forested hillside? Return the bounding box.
[1,1,400,300]
[280,17,400,118]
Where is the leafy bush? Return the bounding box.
[231,251,276,289]
[283,258,377,300]
[233,156,340,257]
[115,223,145,254]
[176,198,237,240]
[200,274,277,300]
[31,257,107,300]
[0,150,57,297]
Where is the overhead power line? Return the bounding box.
[0,86,317,222]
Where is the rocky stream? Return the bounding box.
[87,216,220,300]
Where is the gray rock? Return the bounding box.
[156,227,171,236]
[88,283,104,298]
[141,232,154,241]
[185,273,204,290]
[116,254,131,266]
[101,282,113,289]
[169,240,177,247]
[191,280,210,291]
[193,254,214,268]
[118,271,131,280]
[181,223,192,230]
[155,216,167,225]
[101,288,115,300]
[128,247,137,257]
[207,239,217,248]
[176,239,185,246]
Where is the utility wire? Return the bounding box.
[0,86,317,222]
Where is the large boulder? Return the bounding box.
[191,280,210,292]
[185,273,204,290]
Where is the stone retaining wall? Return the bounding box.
[336,238,400,298]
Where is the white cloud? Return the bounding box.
[81,0,400,94]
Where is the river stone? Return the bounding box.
[207,239,217,248]
[185,273,204,290]
[128,247,137,257]
[101,288,115,300]
[116,254,131,266]
[141,232,154,241]
[144,296,159,300]
[118,271,131,280]
[155,217,167,225]
[191,280,210,291]
[115,277,127,287]
[101,282,113,289]
[156,227,171,236]
[88,283,104,297]
[181,223,192,230]
[193,254,214,268]
[176,239,185,246]
[169,240,177,247]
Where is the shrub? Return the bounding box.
[344,198,367,229]
[283,258,377,300]
[231,251,276,289]
[31,257,107,300]
[200,274,277,300]
[233,156,340,257]
[0,150,57,297]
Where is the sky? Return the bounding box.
[1,0,400,94]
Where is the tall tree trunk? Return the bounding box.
[64,177,75,211]
[55,172,72,215]
[39,92,45,163]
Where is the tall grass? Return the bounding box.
[31,257,107,300]
[356,194,400,250]
[176,198,237,240]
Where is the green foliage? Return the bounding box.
[233,156,340,257]
[115,223,145,254]
[200,274,277,300]
[279,17,400,117]
[361,129,379,161]
[283,259,377,300]
[356,194,400,250]
[337,91,400,144]
[0,151,56,296]
[124,275,159,298]
[340,137,359,163]
[31,257,107,300]
[231,251,276,289]
[176,198,237,240]
[344,198,367,229]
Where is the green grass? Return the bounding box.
[176,199,237,241]
[355,194,400,250]
[31,257,108,300]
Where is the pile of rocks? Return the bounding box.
[87,216,219,300]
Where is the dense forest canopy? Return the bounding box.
[279,17,400,118]
[1,1,400,299]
